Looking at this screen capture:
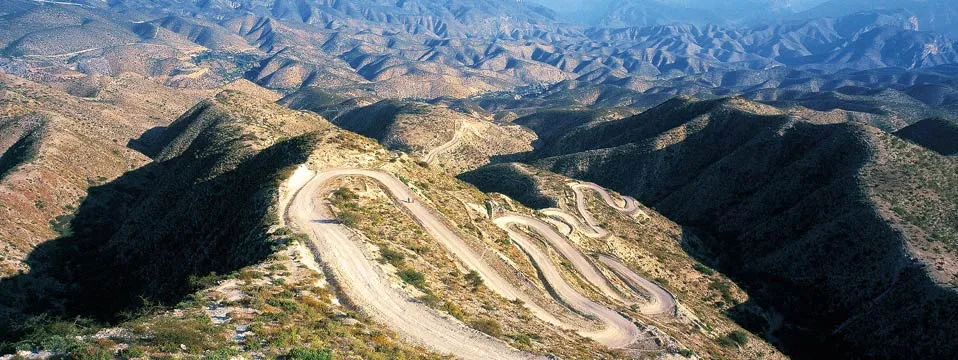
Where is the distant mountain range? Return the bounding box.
[2,0,956,100]
[801,0,958,37]
[538,0,958,37]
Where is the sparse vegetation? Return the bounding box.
[693,263,714,276]
[709,280,735,304]
[379,247,406,266]
[729,331,749,345]
[398,269,427,290]
[49,214,74,236]
[139,316,224,354]
[717,331,749,348]
[286,347,332,360]
[464,270,483,289]
[470,318,503,337]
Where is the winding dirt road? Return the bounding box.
[533,182,676,317]
[496,216,628,304]
[540,208,608,238]
[287,168,541,360]
[494,216,640,348]
[597,255,676,315]
[423,122,464,164]
[571,183,642,233]
[287,168,674,357]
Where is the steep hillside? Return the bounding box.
[0,115,44,180]
[528,97,958,359]
[458,163,561,209]
[0,73,247,276]
[459,163,791,358]
[1,1,957,359]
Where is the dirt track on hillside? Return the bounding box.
[287,168,541,360]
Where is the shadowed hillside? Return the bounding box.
[457,163,558,209]
[0,92,324,340]
[894,117,958,155]
[0,115,44,180]
[519,96,958,359]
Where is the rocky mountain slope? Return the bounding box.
[478,64,958,132]
[801,0,958,37]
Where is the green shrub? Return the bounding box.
[288,232,310,244]
[709,280,735,303]
[728,330,748,345]
[72,345,113,360]
[50,214,75,236]
[443,301,465,320]
[398,269,426,290]
[470,319,502,337]
[379,247,405,266]
[717,331,748,348]
[286,347,332,360]
[206,347,239,360]
[146,316,222,354]
[267,298,299,312]
[418,293,440,307]
[717,335,737,348]
[507,333,532,347]
[238,269,263,283]
[464,270,483,289]
[13,318,89,353]
[338,211,359,227]
[38,335,82,354]
[188,272,221,290]
[272,227,293,237]
[692,263,714,276]
[333,188,357,202]
[118,345,145,359]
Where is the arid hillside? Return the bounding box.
[0,73,265,276]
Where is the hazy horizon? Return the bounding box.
[534,0,840,25]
